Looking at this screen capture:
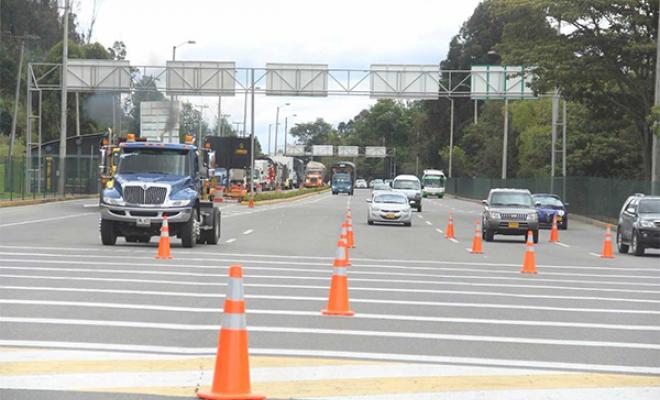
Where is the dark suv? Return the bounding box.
[617,194,660,256]
[482,188,540,243]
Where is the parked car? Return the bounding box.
[482,188,540,243]
[533,193,568,230]
[367,191,412,226]
[391,175,422,212]
[617,194,660,256]
[355,179,368,189]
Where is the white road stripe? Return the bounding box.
[449,238,460,244]
[3,274,659,301]
[82,204,98,208]
[435,228,443,233]
[3,299,659,332]
[225,238,236,243]
[243,229,254,235]
[3,317,659,350]
[554,242,570,248]
[3,286,659,315]
[1,341,658,375]
[0,212,96,228]
[425,221,432,225]
[590,252,603,257]
[3,263,657,288]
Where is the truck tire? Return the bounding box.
[417,204,422,212]
[181,209,199,248]
[100,219,117,246]
[201,208,221,245]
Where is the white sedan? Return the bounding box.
[355,179,368,189]
[366,192,412,227]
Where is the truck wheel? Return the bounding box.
[100,219,117,246]
[181,209,199,248]
[201,208,221,245]
[417,204,422,212]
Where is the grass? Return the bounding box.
[251,186,330,202]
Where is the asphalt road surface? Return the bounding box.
[1,191,659,399]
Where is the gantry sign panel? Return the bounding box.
[370,64,440,99]
[166,61,237,96]
[337,146,359,157]
[66,59,131,91]
[312,145,334,156]
[266,63,329,96]
[470,65,537,100]
[286,144,306,156]
[140,101,181,144]
[365,146,387,158]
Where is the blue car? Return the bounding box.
[533,193,569,230]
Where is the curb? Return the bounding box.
[0,194,98,208]
[240,188,330,206]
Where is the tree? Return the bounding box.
[496,0,659,178]
[288,118,337,146]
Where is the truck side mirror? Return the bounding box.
[481,200,488,206]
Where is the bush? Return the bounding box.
[251,186,329,202]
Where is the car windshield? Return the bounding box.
[638,199,660,213]
[374,194,407,204]
[533,196,563,207]
[117,149,190,176]
[393,179,420,190]
[423,176,445,188]
[490,192,533,207]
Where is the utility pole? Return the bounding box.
[268,124,273,155]
[502,98,509,180]
[550,16,562,194]
[8,40,25,162]
[58,0,69,195]
[652,0,660,195]
[448,98,454,178]
[216,96,221,136]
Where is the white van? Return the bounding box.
[421,169,446,198]
[391,174,423,212]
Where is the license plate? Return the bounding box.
[509,222,519,228]
[557,216,562,222]
[385,213,397,219]
[136,217,151,227]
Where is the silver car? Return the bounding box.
[367,192,413,226]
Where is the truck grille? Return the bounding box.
[500,213,528,221]
[123,186,167,205]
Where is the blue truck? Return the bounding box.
[99,137,221,247]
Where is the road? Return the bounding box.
[0,191,659,399]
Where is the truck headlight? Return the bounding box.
[640,220,654,228]
[103,196,125,206]
[489,211,501,219]
[165,199,192,207]
[527,213,538,221]
[557,210,565,216]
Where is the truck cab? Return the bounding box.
[99,136,221,248]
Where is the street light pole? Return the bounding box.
[273,102,290,155]
[268,124,273,155]
[448,98,454,178]
[58,0,69,195]
[652,0,660,194]
[284,113,296,156]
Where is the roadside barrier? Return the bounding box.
[333,239,350,267]
[521,230,538,274]
[549,215,559,243]
[197,265,264,400]
[155,216,172,260]
[445,213,456,239]
[322,241,354,317]
[600,224,614,258]
[470,219,483,254]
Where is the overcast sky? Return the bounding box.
[73,0,481,151]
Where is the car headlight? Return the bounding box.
[557,210,565,216]
[489,211,501,219]
[165,199,192,207]
[103,195,125,206]
[640,220,654,228]
[527,213,538,221]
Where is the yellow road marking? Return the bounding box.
[0,356,377,375]
[85,373,660,398]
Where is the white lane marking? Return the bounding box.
[417,215,423,219]
[311,388,660,400]
[4,300,659,332]
[0,348,189,363]
[554,242,570,248]
[449,238,460,244]
[242,229,254,235]
[4,286,660,315]
[4,263,659,288]
[0,246,656,273]
[1,341,658,375]
[225,238,236,243]
[82,204,98,208]
[590,252,603,257]
[0,212,96,228]
[435,228,443,234]
[4,274,660,301]
[1,257,657,283]
[425,221,432,225]
[4,317,660,350]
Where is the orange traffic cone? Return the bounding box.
[197,265,264,400]
[521,230,538,274]
[445,213,455,239]
[600,224,614,258]
[248,195,254,208]
[322,250,354,317]
[155,216,172,259]
[333,239,349,267]
[470,220,483,254]
[549,214,559,243]
[346,220,355,248]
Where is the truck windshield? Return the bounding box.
[423,176,444,188]
[393,180,420,190]
[333,174,350,183]
[118,149,190,176]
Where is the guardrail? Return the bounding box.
[446,176,655,222]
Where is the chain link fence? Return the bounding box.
[446,176,654,222]
[1,155,99,202]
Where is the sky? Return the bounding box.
[72,0,482,152]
